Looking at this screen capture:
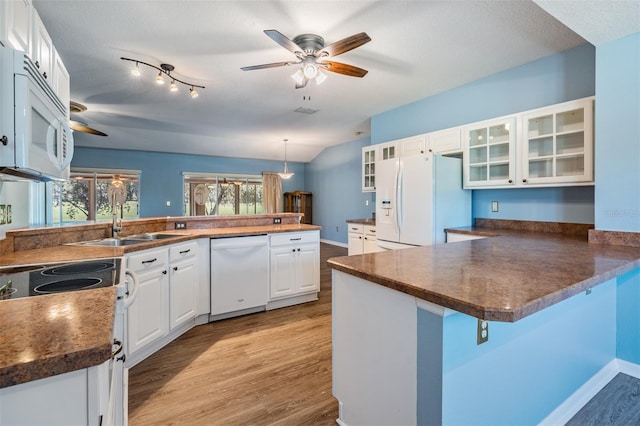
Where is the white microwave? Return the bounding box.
[0,47,73,181]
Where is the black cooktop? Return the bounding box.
[0,258,121,300]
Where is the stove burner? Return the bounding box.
[41,261,114,276]
[34,278,102,294]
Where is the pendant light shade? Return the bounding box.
[278,139,294,180]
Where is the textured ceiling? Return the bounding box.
[32,0,591,163]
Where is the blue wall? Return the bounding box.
[594,33,640,232]
[369,43,596,225]
[304,138,374,243]
[72,147,306,218]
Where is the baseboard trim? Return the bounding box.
[321,239,347,248]
[540,358,640,425]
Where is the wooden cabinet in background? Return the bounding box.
[284,191,312,224]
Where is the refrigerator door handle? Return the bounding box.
[397,159,403,234]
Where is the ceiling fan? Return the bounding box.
[241,30,371,88]
[69,101,108,137]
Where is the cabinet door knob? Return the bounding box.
[522,179,527,183]
[173,266,178,271]
[292,249,296,252]
[35,60,40,68]
[43,72,47,79]
[162,270,167,275]
[508,179,513,183]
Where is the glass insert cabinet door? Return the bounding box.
[463,117,517,188]
[362,146,376,192]
[520,98,593,185]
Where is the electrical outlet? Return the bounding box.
[174,221,187,230]
[336,226,339,232]
[166,201,171,207]
[273,218,282,224]
[491,201,499,212]
[477,319,489,345]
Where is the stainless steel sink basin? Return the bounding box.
[124,233,181,240]
[69,238,148,247]
[68,233,184,247]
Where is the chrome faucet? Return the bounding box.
[112,205,123,238]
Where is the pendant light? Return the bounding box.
[278,139,294,180]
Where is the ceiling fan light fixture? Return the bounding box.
[303,63,318,79]
[291,69,305,85]
[315,70,327,85]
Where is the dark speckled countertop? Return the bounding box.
[328,228,640,322]
[0,223,320,388]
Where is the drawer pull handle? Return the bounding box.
[179,249,191,254]
[141,258,157,264]
[237,298,244,302]
[289,237,302,241]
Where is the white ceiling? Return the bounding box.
[30,0,603,163]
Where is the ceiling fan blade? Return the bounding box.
[317,32,371,57]
[321,61,369,78]
[241,61,300,71]
[264,29,305,57]
[70,120,108,137]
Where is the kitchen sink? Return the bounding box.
[124,233,182,240]
[69,238,149,247]
[68,233,184,247]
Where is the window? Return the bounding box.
[49,169,140,223]
[183,173,263,216]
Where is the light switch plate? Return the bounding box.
[491,201,499,212]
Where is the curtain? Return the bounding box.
[262,172,283,213]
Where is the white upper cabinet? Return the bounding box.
[462,96,594,189]
[53,48,70,118]
[0,0,32,52]
[362,146,376,192]
[463,116,517,188]
[519,98,594,186]
[30,11,54,83]
[1,0,70,108]
[426,126,461,154]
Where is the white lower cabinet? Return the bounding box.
[269,231,320,307]
[125,241,199,361]
[169,241,198,330]
[0,361,109,426]
[348,223,383,255]
[126,247,170,355]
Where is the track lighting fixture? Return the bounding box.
[121,57,205,98]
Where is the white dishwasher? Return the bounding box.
[210,235,269,319]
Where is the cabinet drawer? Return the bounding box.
[347,223,364,234]
[270,231,319,247]
[169,241,198,262]
[127,247,168,272]
[364,225,376,236]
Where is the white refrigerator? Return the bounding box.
[376,152,471,249]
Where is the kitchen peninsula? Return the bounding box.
[328,221,640,425]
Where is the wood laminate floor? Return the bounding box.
[128,242,346,426]
[565,373,640,426]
